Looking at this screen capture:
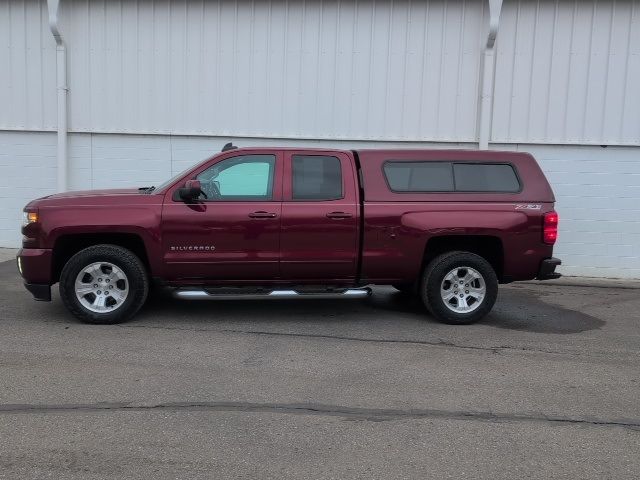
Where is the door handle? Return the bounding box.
[248,211,277,218]
[326,211,353,219]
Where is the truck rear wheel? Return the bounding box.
[420,251,498,325]
[59,245,149,324]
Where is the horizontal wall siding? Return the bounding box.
[0,132,57,247]
[514,144,640,278]
[493,0,640,146]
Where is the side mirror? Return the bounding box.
[178,179,202,201]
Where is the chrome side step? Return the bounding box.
[172,287,372,301]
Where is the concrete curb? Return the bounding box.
[521,276,640,290]
[0,248,19,263]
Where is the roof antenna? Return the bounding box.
[222,142,237,152]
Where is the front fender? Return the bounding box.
[39,205,163,275]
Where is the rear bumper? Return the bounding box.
[536,257,562,280]
[17,248,53,301]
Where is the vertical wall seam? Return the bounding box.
[382,0,394,136]
[524,0,540,140]
[333,0,342,137]
[150,0,156,132]
[364,1,375,137]
[544,0,559,141]
[248,0,256,134]
[8,1,13,128]
[183,0,189,133]
[473,0,485,141]
[87,0,92,131]
[417,0,429,138]
[600,0,616,143]
[165,0,175,134]
[135,0,140,131]
[347,0,358,136]
[454,0,467,141]
[22,1,28,128]
[232,0,239,133]
[313,0,321,134]
[580,0,597,142]
[295,0,306,133]
[506,0,520,141]
[119,0,124,133]
[562,0,578,141]
[435,2,447,139]
[215,0,222,133]
[39,1,45,129]
[198,0,205,133]
[618,0,633,139]
[281,0,290,135]
[399,0,411,138]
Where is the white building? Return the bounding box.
[1,0,639,278]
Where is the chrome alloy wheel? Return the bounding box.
[440,266,486,314]
[74,262,129,313]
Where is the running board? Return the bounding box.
[172,287,372,301]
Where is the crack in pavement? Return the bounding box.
[119,324,577,356]
[0,401,638,430]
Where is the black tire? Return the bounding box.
[420,251,498,325]
[59,244,149,324]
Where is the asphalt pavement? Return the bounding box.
[1,258,639,479]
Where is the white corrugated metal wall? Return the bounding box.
[494,1,640,145]
[2,0,489,141]
[1,0,639,277]
[2,0,638,144]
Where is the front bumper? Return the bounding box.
[24,282,51,301]
[536,257,562,280]
[17,248,53,301]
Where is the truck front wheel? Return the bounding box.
[59,245,149,324]
[420,251,498,325]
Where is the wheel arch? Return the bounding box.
[52,233,151,283]
[421,235,505,282]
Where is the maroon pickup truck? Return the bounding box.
[18,146,560,325]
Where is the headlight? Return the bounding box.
[22,211,38,227]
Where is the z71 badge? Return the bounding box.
[515,204,542,210]
[170,245,216,252]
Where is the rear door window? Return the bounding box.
[292,155,343,200]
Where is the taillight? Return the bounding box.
[543,211,558,245]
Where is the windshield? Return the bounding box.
[152,166,196,193]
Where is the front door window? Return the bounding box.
[196,155,276,201]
